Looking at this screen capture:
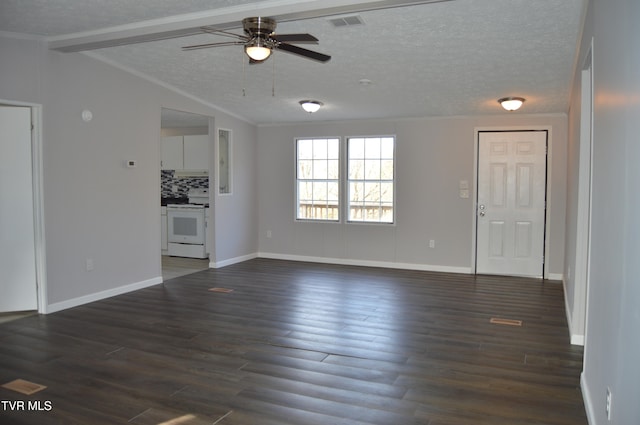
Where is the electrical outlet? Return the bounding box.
[266,230,272,238]
[85,258,94,271]
[429,239,435,248]
[605,387,612,420]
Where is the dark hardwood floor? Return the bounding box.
[0,259,587,424]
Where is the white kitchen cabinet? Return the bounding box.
[161,135,209,171]
[183,135,209,170]
[161,136,183,170]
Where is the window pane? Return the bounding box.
[364,182,380,202]
[349,159,364,179]
[365,138,381,159]
[328,159,339,179]
[365,159,380,180]
[328,138,340,159]
[298,139,313,159]
[381,159,394,179]
[349,182,364,202]
[298,160,312,179]
[313,182,327,201]
[313,139,327,159]
[381,137,394,158]
[313,159,328,179]
[298,181,312,201]
[381,183,393,202]
[328,182,339,201]
[349,138,365,159]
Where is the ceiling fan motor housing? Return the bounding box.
[242,17,277,37]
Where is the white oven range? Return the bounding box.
[167,203,206,258]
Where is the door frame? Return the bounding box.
[471,126,554,279]
[1,99,47,313]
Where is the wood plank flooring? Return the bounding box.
[0,259,587,424]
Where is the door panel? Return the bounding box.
[0,106,38,312]
[489,221,505,256]
[476,131,547,277]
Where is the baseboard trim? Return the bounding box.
[257,252,471,274]
[571,334,585,346]
[210,253,258,269]
[45,277,162,314]
[547,272,564,281]
[581,372,596,425]
[562,278,586,346]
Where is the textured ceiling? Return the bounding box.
[0,0,586,125]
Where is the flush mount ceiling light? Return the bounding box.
[299,100,323,113]
[498,97,526,111]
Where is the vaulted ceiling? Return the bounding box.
[0,0,586,124]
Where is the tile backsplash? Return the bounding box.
[161,170,209,198]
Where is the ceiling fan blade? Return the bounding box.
[182,41,243,51]
[272,33,318,44]
[200,26,248,41]
[277,43,331,63]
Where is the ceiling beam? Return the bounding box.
[47,0,451,52]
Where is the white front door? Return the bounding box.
[0,105,38,312]
[476,131,547,277]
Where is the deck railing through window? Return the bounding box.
[298,202,393,222]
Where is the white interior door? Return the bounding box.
[0,105,38,312]
[476,131,547,277]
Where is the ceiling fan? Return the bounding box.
[182,17,331,64]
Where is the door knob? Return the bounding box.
[479,211,485,217]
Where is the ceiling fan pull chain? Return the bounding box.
[242,50,246,97]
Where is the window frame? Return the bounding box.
[346,135,396,224]
[294,137,342,222]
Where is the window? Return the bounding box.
[348,136,395,223]
[296,138,340,221]
[218,129,232,194]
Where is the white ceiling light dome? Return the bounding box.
[299,100,323,113]
[244,37,272,61]
[498,97,526,111]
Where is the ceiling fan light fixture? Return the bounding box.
[299,100,323,113]
[245,37,272,61]
[498,97,526,111]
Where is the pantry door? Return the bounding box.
[476,131,547,278]
[0,105,38,312]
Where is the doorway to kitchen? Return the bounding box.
[474,130,548,278]
[160,108,213,281]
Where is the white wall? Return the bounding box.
[575,0,640,424]
[257,114,567,276]
[212,118,258,266]
[0,34,258,311]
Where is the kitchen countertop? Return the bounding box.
[162,198,210,208]
[161,197,188,206]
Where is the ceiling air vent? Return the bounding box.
[328,15,364,28]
